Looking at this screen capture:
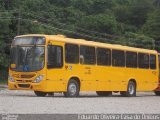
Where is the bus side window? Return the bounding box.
[138,53,149,69]
[47,45,63,68]
[150,54,156,69]
[80,45,96,65]
[112,50,125,67]
[126,51,137,68]
[65,44,79,64]
[97,48,111,66]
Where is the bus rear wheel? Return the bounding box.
[34,91,47,97]
[63,79,80,97]
[96,91,112,96]
[120,81,136,97]
[154,91,160,96]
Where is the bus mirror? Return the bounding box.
[80,55,84,64]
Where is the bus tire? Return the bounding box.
[34,91,47,97]
[120,81,136,97]
[154,91,160,96]
[63,79,80,97]
[96,91,112,96]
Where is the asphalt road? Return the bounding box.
[0,89,160,114]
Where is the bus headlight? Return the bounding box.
[33,75,44,83]
[8,75,15,82]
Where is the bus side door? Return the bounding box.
[46,42,66,91]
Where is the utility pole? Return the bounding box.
[17,10,21,35]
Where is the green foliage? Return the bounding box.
[77,14,118,34]
[0,0,159,73]
[142,9,160,40]
[153,0,160,7]
[115,32,155,49]
[128,0,154,27]
[0,12,12,68]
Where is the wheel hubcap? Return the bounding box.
[69,83,77,96]
[129,84,134,95]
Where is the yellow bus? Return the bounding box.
[154,54,160,95]
[8,34,159,97]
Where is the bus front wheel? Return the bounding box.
[96,91,112,96]
[154,91,160,96]
[63,79,80,97]
[120,81,136,97]
[34,91,47,97]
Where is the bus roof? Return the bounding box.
[16,34,157,54]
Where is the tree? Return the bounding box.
[0,0,159,80]
[128,0,154,27]
[0,3,13,68]
[153,0,160,7]
[115,32,155,49]
[77,14,118,35]
[142,9,160,40]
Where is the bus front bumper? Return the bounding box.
[8,81,45,91]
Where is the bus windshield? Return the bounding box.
[13,37,45,45]
[10,46,45,72]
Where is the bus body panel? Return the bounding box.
[8,34,159,93]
